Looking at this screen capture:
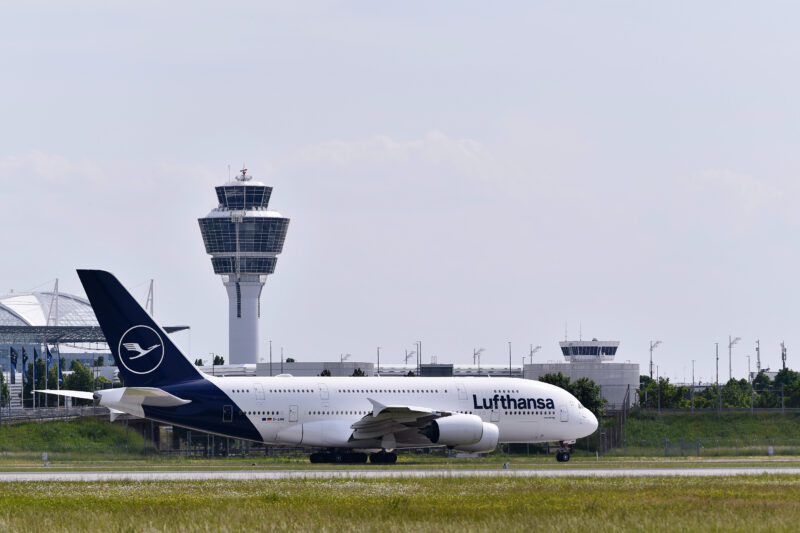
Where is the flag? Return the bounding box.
[33,347,39,388]
[21,347,28,384]
[57,350,63,386]
[46,347,53,384]
[9,347,17,384]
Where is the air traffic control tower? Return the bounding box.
[198,168,290,365]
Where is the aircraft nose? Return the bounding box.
[587,411,598,433]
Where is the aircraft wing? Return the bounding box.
[349,398,448,441]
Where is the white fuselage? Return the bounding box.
[200,375,598,448]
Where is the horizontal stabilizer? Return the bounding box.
[39,389,95,400]
[118,387,191,407]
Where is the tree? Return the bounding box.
[23,359,49,408]
[540,372,607,417]
[64,361,94,405]
[405,371,415,377]
[571,376,606,416]
[95,375,111,390]
[285,357,295,363]
[721,378,752,408]
[540,372,571,391]
[194,358,204,366]
[0,370,9,407]
[319,369,331,377]
[352,368,365,377]
[94,355,104,367]
[213,355,225,366]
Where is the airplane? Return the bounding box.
[44,270,598,464]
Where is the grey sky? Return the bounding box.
[2,2,799,382]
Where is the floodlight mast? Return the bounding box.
[473,348,485,375]
[781,342,788,370]
[756,340,761,374]
[728,335,741,381]
[529,344,542,364]
[649,340,662,379]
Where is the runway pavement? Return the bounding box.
[2,467,800,482]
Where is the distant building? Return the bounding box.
[255,361,376,377]
[524,339,639,410]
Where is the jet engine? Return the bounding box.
[421,414,484,446]
[453,422,499,453]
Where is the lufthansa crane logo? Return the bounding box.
[117,325,165,375]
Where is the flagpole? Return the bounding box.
[33,347,36,410]
[56,345,60,409]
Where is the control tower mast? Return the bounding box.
[198,167,290,364]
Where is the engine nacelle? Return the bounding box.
[422,414,484,446]
[453,422,499,453]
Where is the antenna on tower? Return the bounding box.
[781,341,787,370]
[756,339,761,374]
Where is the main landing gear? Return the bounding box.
[369,451,397,464]
[555,441,572,463]
[308,450,398,464]
[309,451,367,464]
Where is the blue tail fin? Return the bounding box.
[77,269,202,387]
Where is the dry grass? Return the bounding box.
[1,475,799,532]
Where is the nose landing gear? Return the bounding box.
[555,440,574,463]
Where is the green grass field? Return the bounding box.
[611,410,800,457]
[1,476,799,532]
[624,410,800,441]
[0,417,149,459]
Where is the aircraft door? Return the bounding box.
[457,383,467,401]
[318,384,329,401]
[254,384,265,401]
[490,409,499,422]
[560,406,569,422]
[223,405,233,423]
[289,405,298,422]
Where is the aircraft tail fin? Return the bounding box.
[77,270,202,388]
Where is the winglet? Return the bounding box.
[367,397,387,417]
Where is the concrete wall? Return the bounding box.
[523,362,639,409]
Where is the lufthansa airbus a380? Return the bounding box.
[45,270,598,464]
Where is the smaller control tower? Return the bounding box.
[198,168,290,364]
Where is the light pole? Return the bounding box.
[376,347,381,376]
[728,335,741,381]
[691,359,695,413]
[529,345,541,365]
[649,340,662,379]
[746,355,751,383]
[473,348,484,376]
[508,341,512,377]
[269,340,272,377]
[656,364,660,413]
[715,342,721,412]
